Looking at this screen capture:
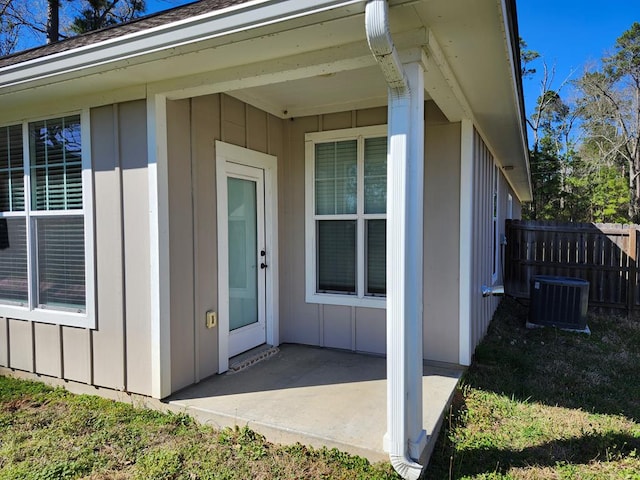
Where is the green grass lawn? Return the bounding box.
[0,377,398,479]
[2,299,640,479]
[426,298,640,479]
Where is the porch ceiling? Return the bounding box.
[228,66,407,118]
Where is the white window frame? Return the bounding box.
[305,125,387,309]
[0,110,95,328]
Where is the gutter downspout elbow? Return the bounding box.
[365,0,408,93]
[389,454,423,480]
[365,1,423,479]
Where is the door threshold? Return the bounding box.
[228,344,279,374]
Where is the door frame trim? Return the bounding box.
[215,141,279,373]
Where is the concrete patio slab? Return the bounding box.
[166,344,462,464]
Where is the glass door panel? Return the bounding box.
[227,177,258,331]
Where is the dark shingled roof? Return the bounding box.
[0,0,252,68]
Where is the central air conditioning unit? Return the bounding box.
[529,275,589,331]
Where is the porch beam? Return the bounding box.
[422,30,473,123]
[148,29,428,107]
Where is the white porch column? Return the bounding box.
[404,61,427,458]
[385,59,427,465]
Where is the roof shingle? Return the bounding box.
[0,0,251,68]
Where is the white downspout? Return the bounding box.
[365,1,426,479]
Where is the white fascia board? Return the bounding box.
[499,0,532,201]
[0,0,364,91]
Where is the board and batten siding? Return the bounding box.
[166,94,284,392]
[281,107,388,354]
[0,100,153,396]
[282,101,462,364]
[468,128,520,353]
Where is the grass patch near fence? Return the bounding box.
[0,376,399,480]
[426,298,640,479]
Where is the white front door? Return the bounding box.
[226,163,266,357]
[216,141,279,373]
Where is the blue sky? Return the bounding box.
[146,0,192,14]
[517,0,638,118]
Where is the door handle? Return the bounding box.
[260,262,268,269]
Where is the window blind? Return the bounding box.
[315,140,357,215]
[364,137,387,214]
[366,219,386,295]
[364,137,386,295]
[317,220,356,293]
[0,125,25,212]
[30,116,83,211]
[36,216,85,311]
[0,218,28,303]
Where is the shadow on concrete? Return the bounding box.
[169,343,460,401]
[164,343,462,463]
[169,344,387,400]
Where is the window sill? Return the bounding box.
[0,304,95,329]
[306,292,386,309]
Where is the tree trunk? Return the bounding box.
[46,0,59,44]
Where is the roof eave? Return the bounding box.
[501,0,532,202]
[0,0,364,92]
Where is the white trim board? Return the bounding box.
[148,94,172,399]
[458,119,473,367]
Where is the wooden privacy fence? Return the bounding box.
[504,220,640,311]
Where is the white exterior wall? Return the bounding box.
[166,94,284,391]
[282,101,462,364]
[0,97,526,397]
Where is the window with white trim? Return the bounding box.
[305,126,387,309]
[0,114,94,327]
